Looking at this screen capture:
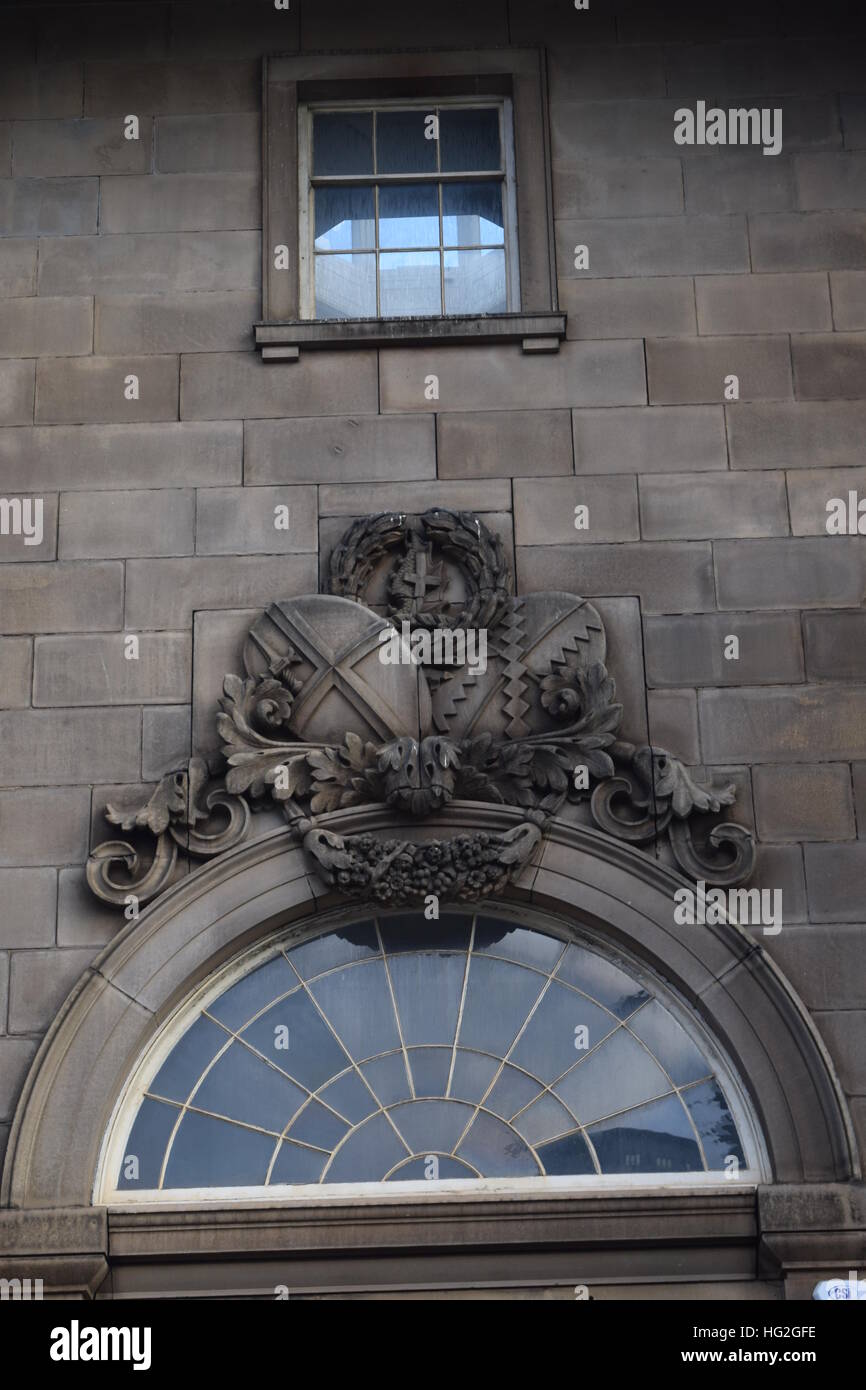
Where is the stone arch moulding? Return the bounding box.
[2,803,858,1212]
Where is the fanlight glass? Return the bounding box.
[112,914,748,1193]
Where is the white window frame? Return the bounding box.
[297,95,521,321]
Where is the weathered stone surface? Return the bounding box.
[517,542,715,613]
[559,277,696,339]
[555,216,749,277]
[34,633,191,707]
[591,596,648,745]
[141,705,191,781]
[831,272,866,330]
[13,117,152,176]
[9,949,96,1035]
[684,156,793,213]
[156,112,260,172]
[853,763,866,838]
[842,94,866,150]
[646,336,792,403]
[514,475,639,545]
[754,764,855,842]
[59,489,194,559]
[789,467,866,536]
[805,844,866,922]
[549,43,666,102]
[552,159,682,217]
[764,926,866,1009]
[124,554,318,628]
[0,788,91,867]
[182,350,378,420]
[751,213,866,270]
[639,471,788,539]
[0,493,57,563]
[0,64,83,120]
[99,174,260,233]
[195,485,318,555]
[57,867,121,948]
[37,3,169,61]
[0,708,141,785]
[438,410,572,478]
[644,613,804,687]
[714,539,865,609]
[0,1039,38,1122]
[0,637,32,708]
[168,1,299,58]
[742,844,809,927]
[0,562,123,634]
[0,241,35,296]
[84,60,258,116]
[647,690,700,764]
[380,341,646,412]
[35,355,179,424]
[792,334,866,399]
[701,686,866,763]
[246,415,434,485]
[191,608,257,754]
[813,1011,866,1092]
[695,273,832,334]
[0,870,57,948]
[796,154,866,210]
[318,480,511,516]
[803,610,866,680]
[0,361,34,425]
[727,400,866,469]
[95,291,258,354]
[0,177,97,235]
[572,406,726,474]
[0,297,92,358]
[0,423,241,491]
[303,0,508,48]
[38,232,260,294]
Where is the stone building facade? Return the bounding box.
[0,0,864,1299]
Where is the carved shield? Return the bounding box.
[244,594,431,745]
[432,591,606,739]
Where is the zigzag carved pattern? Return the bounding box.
[500,600,531,739]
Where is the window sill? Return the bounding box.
[254,311,566,359]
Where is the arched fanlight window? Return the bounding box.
[99,912,763,1198]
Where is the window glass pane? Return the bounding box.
[455,1110,540,1177]
[513,1091,578,1147]
[682,1079,746,1170]
[313,111,373,176]
[314,252,376,319]
[509,980,617,1085]
[388,952,465,1046]
[116,915,751,1190]
[387,1154,476,1181]
[442,182,504,246]
[444,249,506,315]
[270,1140,327,1185]
[408,1046,453,1097]
[150,1015,227,1103]
[439,107,501,172]
[164,1110,275,1188]
[117,1098,179,1189]
[389,1098,471,1154]
[588,1094,703,1174]
[376,109,437,174]
[207,956,298,1032]
[554,1028,671,1126]
[378,184,439,248]
[380,251,441,316]
[324,1110,408,1183]
[310,959,402,1059]
[314,186,375,251]
[537,1129,596,1176]
[193,1041,306,1132]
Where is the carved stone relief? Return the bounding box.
[87,509,755,911]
